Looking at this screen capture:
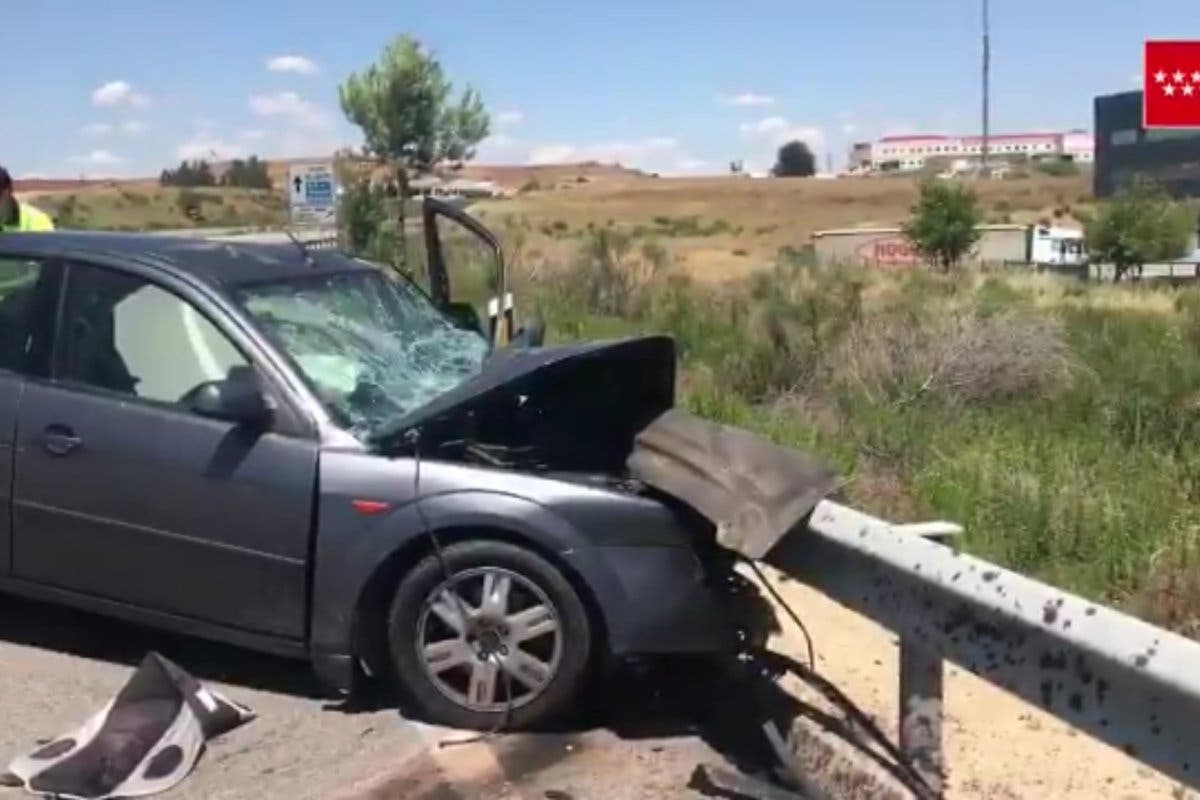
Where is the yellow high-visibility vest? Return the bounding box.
[0,202,55,232]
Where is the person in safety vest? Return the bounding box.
[0,167,55,232]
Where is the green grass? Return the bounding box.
[30,187,287,231]
[525,235,1200,632]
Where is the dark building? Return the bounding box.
[1094,90,1200,197]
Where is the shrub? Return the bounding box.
[561,228,670,317]
[1086,175,1194,282]
[833,308,1079,407]
[1034,159,1081,177]
[903,179,982,272]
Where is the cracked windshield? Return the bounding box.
[238,264,488,438]
[8,2,1200,799]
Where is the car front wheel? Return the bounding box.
[387,540,592,730]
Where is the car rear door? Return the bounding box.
[10,257,318,640]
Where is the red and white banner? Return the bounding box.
[1144,40,1200,129]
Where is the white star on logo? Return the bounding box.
[1175,70,1187,83]
[1186,84,1196,97]
[1165,83,1177,96]
[1156,70,1168,83]
[1193,70,1200,83]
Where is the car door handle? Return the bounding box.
[41,425,82,457]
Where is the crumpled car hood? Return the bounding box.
[372,335,677,474]
[626,409,840,559]
[371,332,839,560]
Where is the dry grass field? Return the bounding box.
[473,171,1093,282]
[16,161,1090,282]
[20,184,287,231]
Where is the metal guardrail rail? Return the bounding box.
[779,499,1200,796]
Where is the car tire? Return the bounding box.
[387,540,592,731]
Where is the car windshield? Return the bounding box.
[236,266,489,438]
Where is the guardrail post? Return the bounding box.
[899,641,944,796]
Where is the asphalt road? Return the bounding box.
[0,596,427,800]
[0,594,778,800]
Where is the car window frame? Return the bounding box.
[0,252,66,381]
[43,257,315,438]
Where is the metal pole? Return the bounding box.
[900,640,946,796]
[981,0,991,174]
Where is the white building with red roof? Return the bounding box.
[850,130,1093,172]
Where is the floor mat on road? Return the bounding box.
[1,651,254,799]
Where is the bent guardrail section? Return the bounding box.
[776,500,1200,796]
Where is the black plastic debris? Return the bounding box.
[2,651,254,799]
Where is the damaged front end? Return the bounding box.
[372,335,677,475]
[374,331,838,562]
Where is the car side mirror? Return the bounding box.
[186,365,274,427]
[445,301,484,335]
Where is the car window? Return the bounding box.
[0,257,49,374]
[58,264,248,405]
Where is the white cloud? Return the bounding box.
[240,129,267,141]
[495,110,524,126]
[718,92,775,107]
[267,55,319,75]
[740,116,825,148]
[91,80,149,108]
[176,137,245,161]
[674,158,712,173]
[70,149,125,166]
[476,130,705,175]
[842,122,859,136]
[83,120,147,137]
[880,121,918,136]
[249,91,332,129]
[271,129,353,159]
[528,136,680,166]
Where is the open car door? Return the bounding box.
[422,196,542,348]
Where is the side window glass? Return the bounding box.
[59,264,248,405]
[0,257,47,374]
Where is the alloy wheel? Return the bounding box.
[416,566,563,713]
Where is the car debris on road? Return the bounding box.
[2,652,253,799]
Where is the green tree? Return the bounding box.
[160,160,217,187]
[338,35,490,268]
[223,156,272,189]
[903,178,983,272]
[771,140,816,177]
[340,176,390,256]
[1086,175,1194,282]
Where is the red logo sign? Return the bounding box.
[1144,40,1200,129]
[857,236,919,267]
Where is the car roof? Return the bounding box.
[0,230,372,288]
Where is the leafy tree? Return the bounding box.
[223,156,272,189]
[160,160,216,187]
[1086,175,1194,282]
[340,177,390,256]
[771,141,816,178]
[903,179,983,272]
[338,35,490,268]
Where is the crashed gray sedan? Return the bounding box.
[0,200,831,729]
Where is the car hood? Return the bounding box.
[370,332,840,562]
[371,335,677,474]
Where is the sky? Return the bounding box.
[4,0,1198,178]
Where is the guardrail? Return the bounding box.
[776,500,1200,797]
[300,235,340,250]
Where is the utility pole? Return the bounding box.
[981,0,991,175]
